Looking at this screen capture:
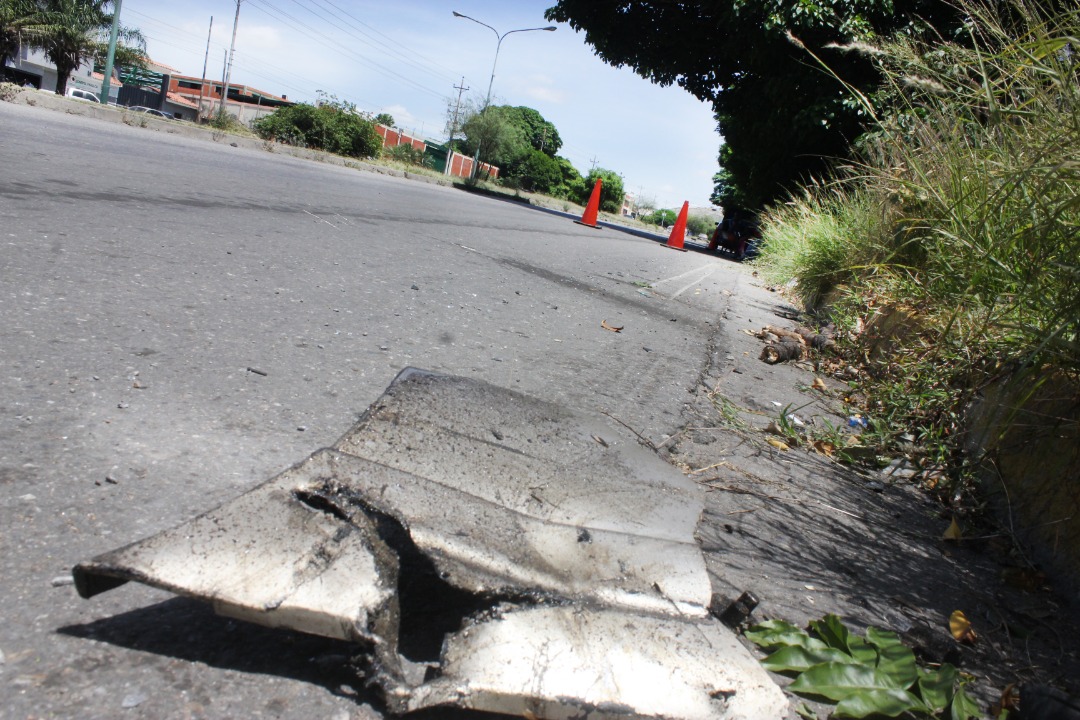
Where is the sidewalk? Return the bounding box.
[668,269,1080,711]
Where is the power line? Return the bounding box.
[247,0,447,99]
[298,0,456,86]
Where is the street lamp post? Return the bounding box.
[452,11,555,178]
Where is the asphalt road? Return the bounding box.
[0,101,744,719]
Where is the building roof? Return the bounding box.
[90,71,124,87]
[171,73,289,104]
[147,59,182,75]
[165,92,199,109]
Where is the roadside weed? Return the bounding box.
[747,615,979,719]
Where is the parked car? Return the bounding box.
[65,88,100,103]
[707,215,762,261]
[128,106,172,119]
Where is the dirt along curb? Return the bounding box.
[667,268,1080,715]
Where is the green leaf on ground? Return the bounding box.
[949,685,981,720]
[918,664,959,712]
[746,619,829,652]
[834,688,929,718]
[790,661,908,701]
[761,644,855,673]
[749,615,977,719]
[807,615,879,664]
[867,627,918,688]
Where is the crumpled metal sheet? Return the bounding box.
[74,368,788,719]
[406,605,785,719]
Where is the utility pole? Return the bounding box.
[218,0,241,119]
[445,77,468,175]
[198,16,213,122]
[218,49,227,117]
[589,156,599,172]
[98,0,122,105]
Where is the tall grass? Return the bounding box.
[755,0,1080,466]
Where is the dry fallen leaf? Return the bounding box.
[766,438,789,451]
[600,320,623,333]
[949,609,978,644]
[764,421,786,436]
[991,683,1019,718]
[943,517,962,541]
[811,377,828,391]
[813,440,836,457]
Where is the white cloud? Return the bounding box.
[526,85,565,104]
[235,24,282,52]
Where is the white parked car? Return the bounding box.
[128,106,172,119]
[65,88,100,103]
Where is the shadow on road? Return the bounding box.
[57,597,378,703]
[471,193,748,264]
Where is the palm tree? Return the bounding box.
[1,0,37,72]
[26,0,144,95]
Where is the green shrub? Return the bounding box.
[642,209,677,227]
[209,111,246,133]
[383,143,429,167]
[686,214,715,237]
[253,103,381,159]
[753,0,1080,477]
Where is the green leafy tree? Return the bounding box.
[26,0,145,96]
[460,102,564,183]
[686,214,715,237]
[459,101,523,169]
[373,112,394,127]
[583,167,624,213]
[634,193,657,217]
[551,155,586,200]
[642,208,676,227]
[498,105,561,156]
[545,0,964,211]
[516,149,561,193]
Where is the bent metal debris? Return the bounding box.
[74,368,787,719]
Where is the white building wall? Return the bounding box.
[10,45,119,101]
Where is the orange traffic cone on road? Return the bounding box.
[575,179,603,229]
[664,201,689,251]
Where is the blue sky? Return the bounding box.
[120,0,723,209]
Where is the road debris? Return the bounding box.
[600,319,624,333]
[73,368,787,720]
[754,324,836,364]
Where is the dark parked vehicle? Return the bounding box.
[707,214,761,261]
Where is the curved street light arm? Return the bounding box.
[452,11,557,176]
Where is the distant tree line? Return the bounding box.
[452,101,625,212]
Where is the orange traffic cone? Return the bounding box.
[664,201,689,251]
[575,179,603,229]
